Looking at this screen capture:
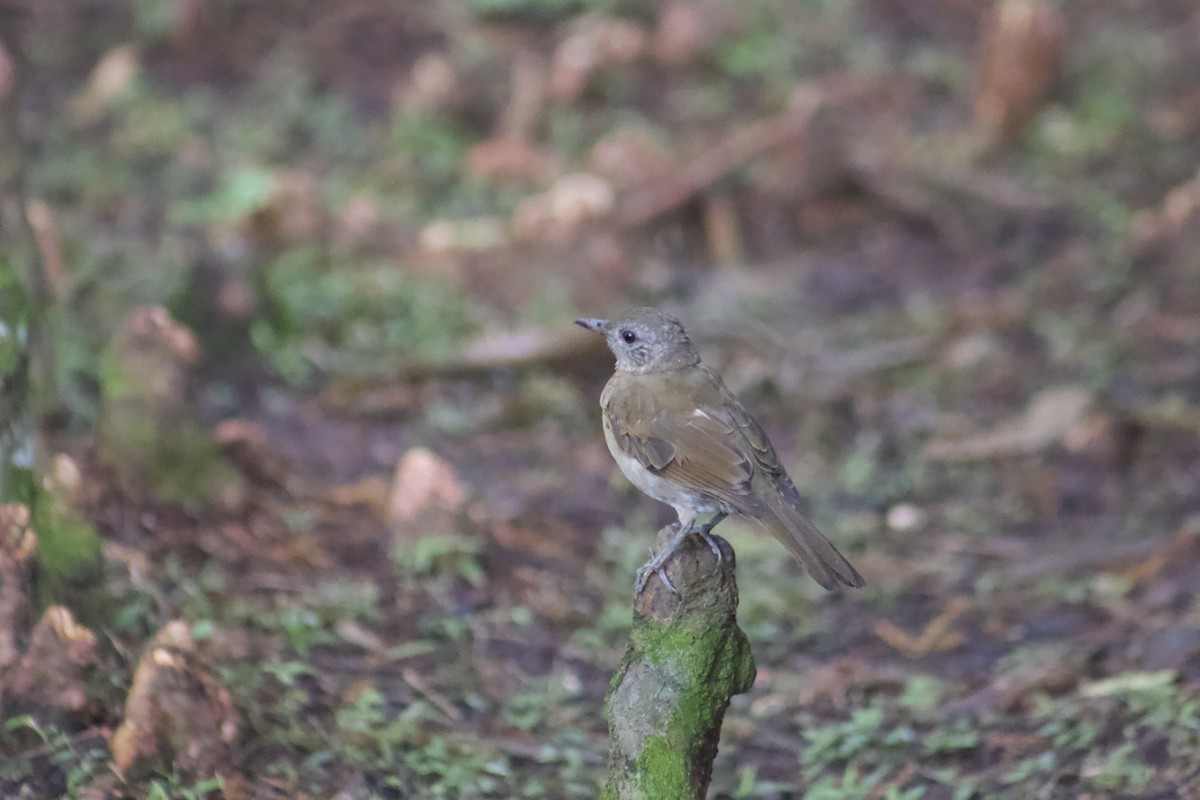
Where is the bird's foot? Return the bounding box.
[697,531,723,562]
[634,562,677,595]
[695,512,727,562]
[634,523,691,595]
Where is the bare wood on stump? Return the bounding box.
[602,528,756,800]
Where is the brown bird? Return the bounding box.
[577,308,863,593]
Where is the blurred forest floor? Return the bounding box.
[2,1,1200,798]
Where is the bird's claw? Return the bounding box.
[635,525,686,595]
[634,563,678,595]
[634,566,649,594]
[694,512,727,562]
[698,531,724,563]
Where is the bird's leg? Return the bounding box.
[634,517,694,594]
[695,512,727,562]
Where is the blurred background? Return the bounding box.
[1,1,1199,797]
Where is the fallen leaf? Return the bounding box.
[247,169,327,245]
[0,41,12,99]
[925,386,1093,461]
[70,44,139,124]
[1130,166,1200,250]
[975,0,1065,142]
[652,1,725,66]
[512,172,615,244]
[336,192,381,246]
[418,217,508,254]
[550,18,648,99]
[214,419,289,488]
[26,201,66,297]
[388,447,466,524]
[1079,670,1176,698]
[874,597,971,658]
[327,475,390,513]
[588,126,674,191]
[396,51,463,113]
[467,137,557,184]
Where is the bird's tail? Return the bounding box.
[755,492,864,590]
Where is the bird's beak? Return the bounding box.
[574,317,609,334]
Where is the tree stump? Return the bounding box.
[602,527,756,800]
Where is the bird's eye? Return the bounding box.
[620,329,637,344]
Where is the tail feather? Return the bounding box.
[755,492,863,590]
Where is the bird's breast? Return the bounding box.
[600,408,719,513]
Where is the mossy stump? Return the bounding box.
[602,527,756,800]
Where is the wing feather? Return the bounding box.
[603,372,767,515]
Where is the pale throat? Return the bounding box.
[615,350,700,375]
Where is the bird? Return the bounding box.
[576,307,863,594]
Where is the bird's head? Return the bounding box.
[575,307,701,374]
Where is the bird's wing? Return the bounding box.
[603,373,769,515]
